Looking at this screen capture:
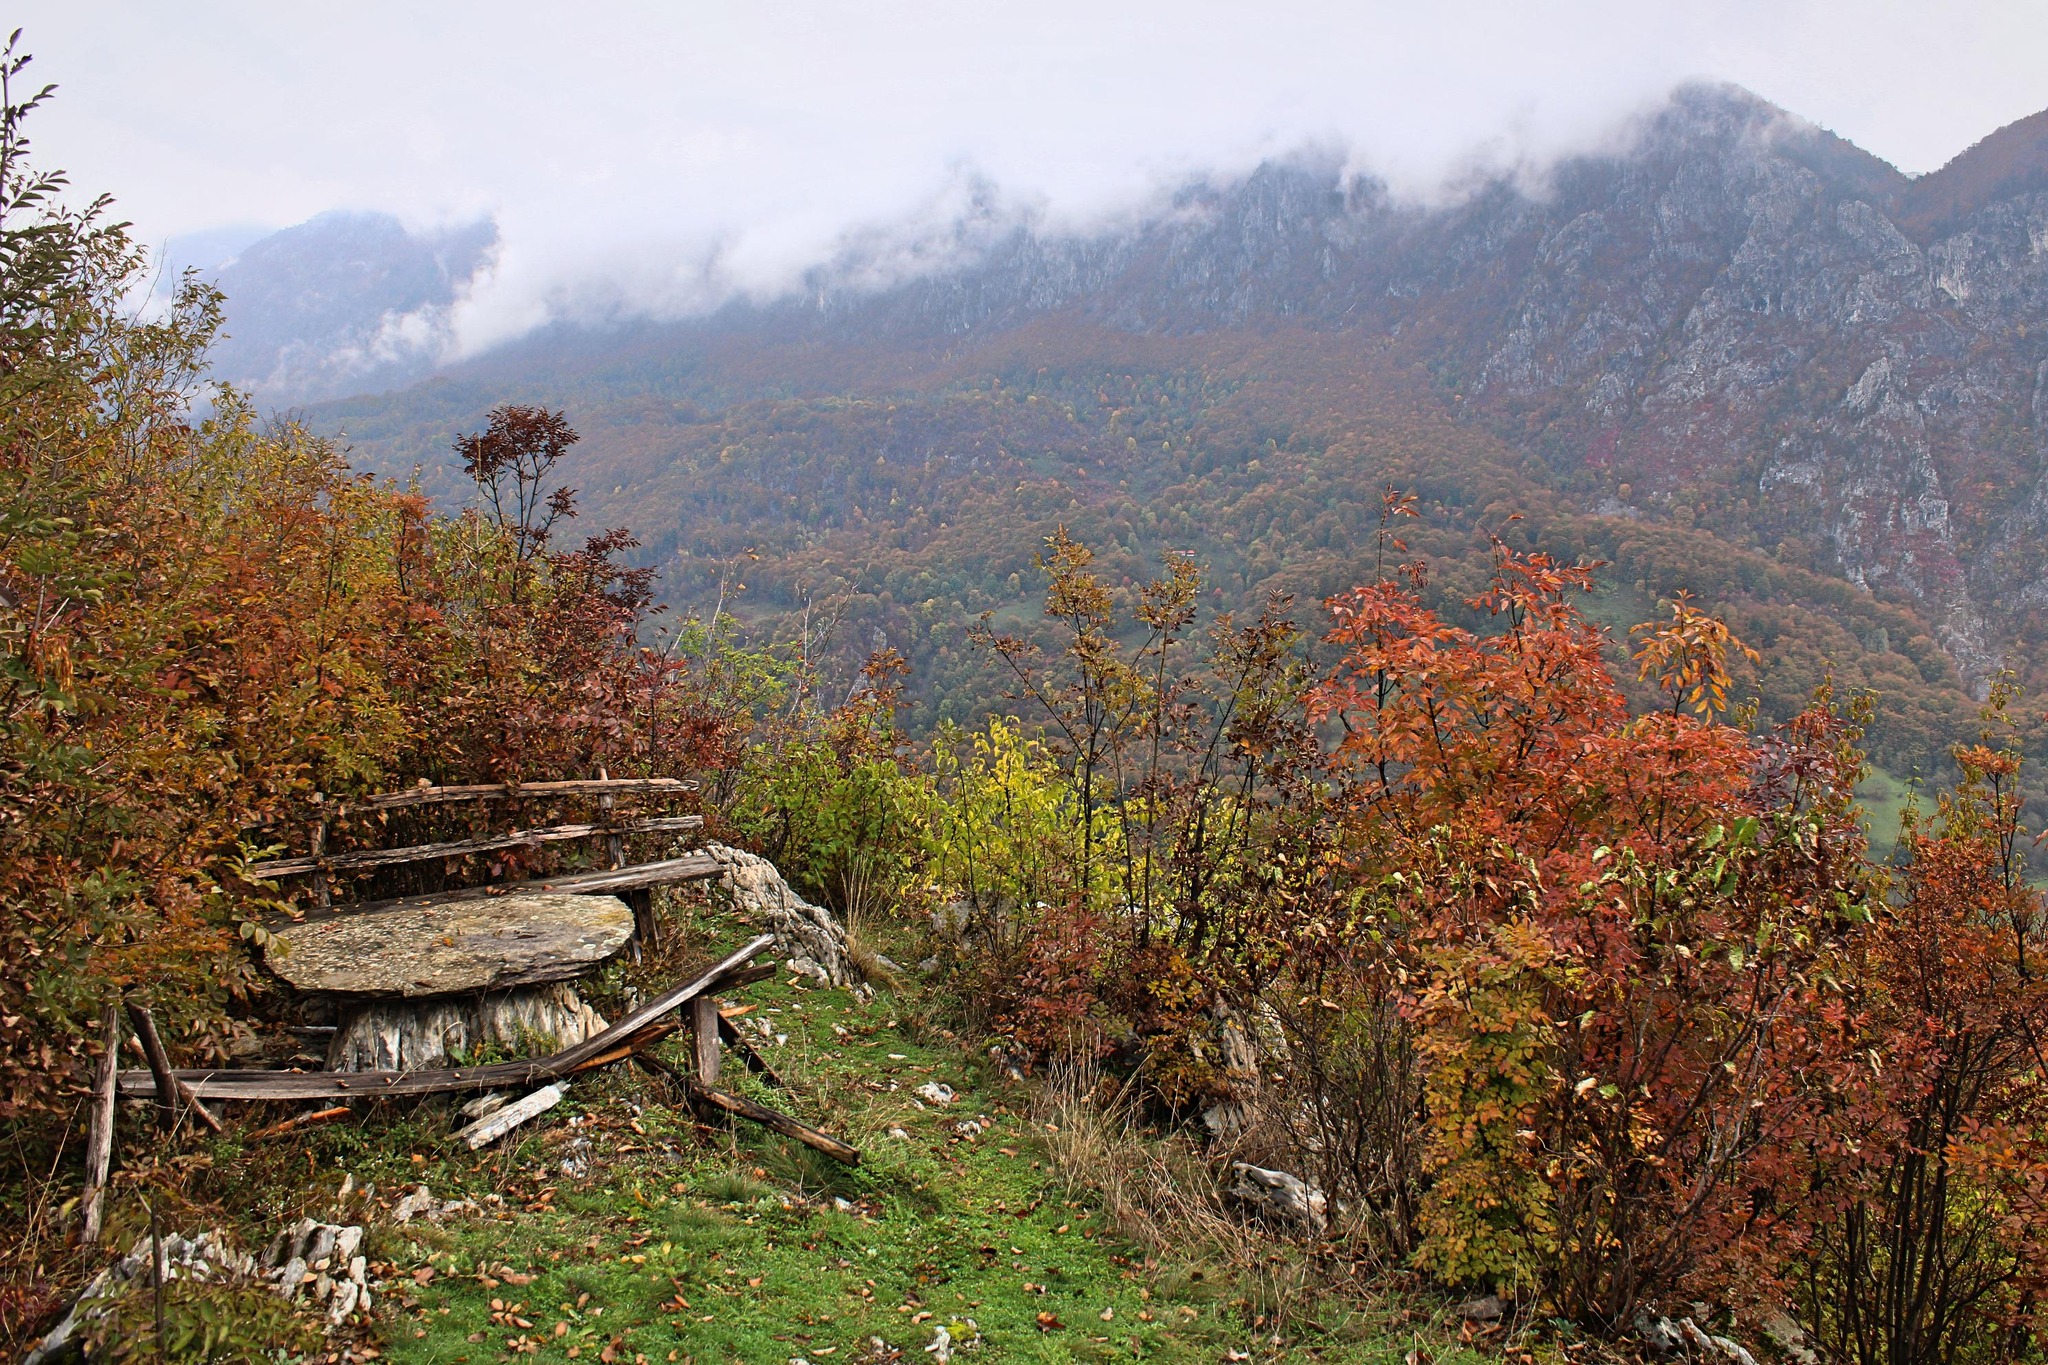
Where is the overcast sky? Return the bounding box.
[16,2,2048,351]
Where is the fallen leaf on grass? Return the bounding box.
[1035,1311,1065,1331]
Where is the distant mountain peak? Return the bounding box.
[203,210,497,404]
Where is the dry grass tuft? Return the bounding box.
[1034,1059,1246,1260]
[1031,1058,1412,1345]
[841,906,901,989]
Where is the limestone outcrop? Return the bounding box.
[697,842,854,986]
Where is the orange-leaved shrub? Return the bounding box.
[1737,694,2048,1365]
[0,78,742,1122]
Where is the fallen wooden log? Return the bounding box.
[117,935,775,1102]
[245,1106,352,1142]
[456,1083,567,1149]
[684,1081,860,1166]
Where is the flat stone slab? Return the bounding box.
[264,892,634,997]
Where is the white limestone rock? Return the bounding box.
[699,843,854,986]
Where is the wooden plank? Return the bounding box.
[456,1083,567,1149]
[342,777,695,814]
[81,1004,119,1246]
[310,854,721,918]
[119,1059,559,1102]
[249,816,703,878]
[128,1004,223,1134]
[546,936,774,1073]
[118,936,776,1102]
[717,1015,788,1089]
[685,1081,860,1166]
[565,1020,678,1074]
[691,997,721,1083]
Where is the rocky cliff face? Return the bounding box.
[757,86,2048,681]
[261,86,2048,680]
[205,211,496,404]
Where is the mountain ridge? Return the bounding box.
[282,82,2048,799]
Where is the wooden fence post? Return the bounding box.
[690,996,721,1084]
[127,1002,223,1135]
[80,1003,119,1245]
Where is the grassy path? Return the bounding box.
[360,971,1438,1364]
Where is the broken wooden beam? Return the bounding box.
[546,935,774,1072]
[339,777,696,814]
[717,1015,788,1089]
[248,816,704,878]
[690,997,721,1083]
[455,1083,567,1149]
[81,1005,119,1245]
[565,1020,678,1074]
[280,853,721,919]
[684,1081,860,1166]
[127,1003,223,1134]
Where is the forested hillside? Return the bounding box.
[318,323,1995,803]
[309,84,2048,805]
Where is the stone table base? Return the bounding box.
[327,983,608,1072]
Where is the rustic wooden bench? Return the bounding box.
[244,776,724,1071]
[110,932,862,1164]
[82,782,863,1223]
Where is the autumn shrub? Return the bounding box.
[1253,928,1425,1265]
[957,530,1316,1090]
[1746,701,2048,1365]
[0,49,750,1158]
[1302,532,1878,1323]
[727,648,938,938]
[923,716,1104,1047]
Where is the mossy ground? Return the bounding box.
[281,968,1471,1364]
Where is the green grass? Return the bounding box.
[1856,764,1919,861]
[346,967,1459,1364]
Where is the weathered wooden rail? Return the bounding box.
[246,816,702,879]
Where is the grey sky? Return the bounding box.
[17,2,2048,354]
